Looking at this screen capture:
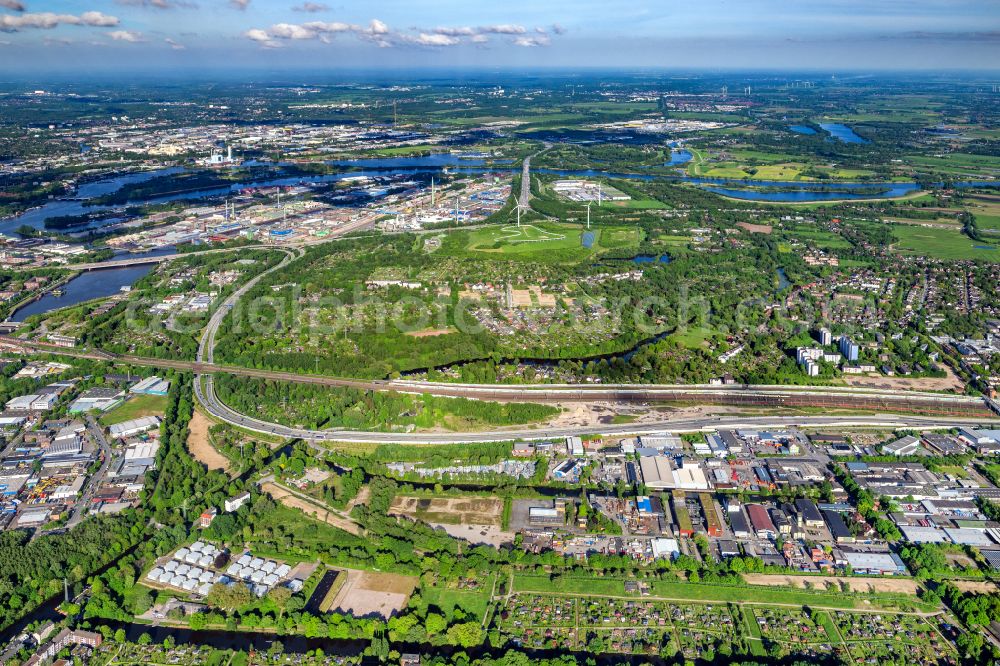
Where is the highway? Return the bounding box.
[177,391,1000,443]
[519,153,532,208]
[4,194,998,443]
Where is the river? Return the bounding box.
[10,265,153,321]
[4,156,999,237]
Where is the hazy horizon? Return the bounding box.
[1,0,998,74]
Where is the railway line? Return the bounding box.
[1,334,994,419]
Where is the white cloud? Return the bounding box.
[433,26,475,36]
[292,2,328,12]
[244,27,281,48]
[0,1,25,12]
[0,11,120,31]
[229,0,249,10]
[165,36,185,49]
[512,34,550,47]
[116,0,196,9]
[480,24,526,35]
[109,29,144,42]
[81,11,120,27]
[242,18,561,50]
[269,22,315,39]
[406,32,460,46]
[551,23,566,35]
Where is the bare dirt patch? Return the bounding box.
[737,222,773,234]
[262,482,362,536]
[187,410,232,475]
[842,365,964,392]
[390,495,503,526]
[426,522,515,547]
[950,580,1000,594]
[405,327,458,338]
[331,568,417,618]
[743,573,919,595]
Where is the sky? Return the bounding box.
[1,0,998,74]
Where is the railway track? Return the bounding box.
[0,335,993,418]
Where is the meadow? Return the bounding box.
[445,222,639,261]
[892,224,1000,261]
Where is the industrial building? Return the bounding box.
[130,376,171,396]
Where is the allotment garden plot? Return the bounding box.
[494,593,955,661]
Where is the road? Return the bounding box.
[197,247,298,365]
[66,415,114,529]
[519,154,532,208]
[180,389,1000,443]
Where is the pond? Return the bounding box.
[789,125,817,135]
[666,150,693,166]
[819,123,868,144]
[776,267,791,291]
[632,254,670,264]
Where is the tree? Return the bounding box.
[206,581,253,612]
[267,585,292,615]
[446,621,485,648]
[425,612,447,636]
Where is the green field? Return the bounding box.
[449,222,639,260]
[421,578,495,620]
[511,574,932,612]
[99,393,168,426]
[668,326,717,349]
[784,228,853,250]
[892,224,1000,261]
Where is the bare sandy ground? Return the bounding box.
[842,366,964,392]
[187,410,232,475]
[262,482,362,536]
[949,580,1000,594]
[542,402,743,430]
[426,522,516,547]
[390,496,504,526]
[743,573,919,595]
[331,568,417,619]
[737,222,773,234]
[405,327,457,337]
